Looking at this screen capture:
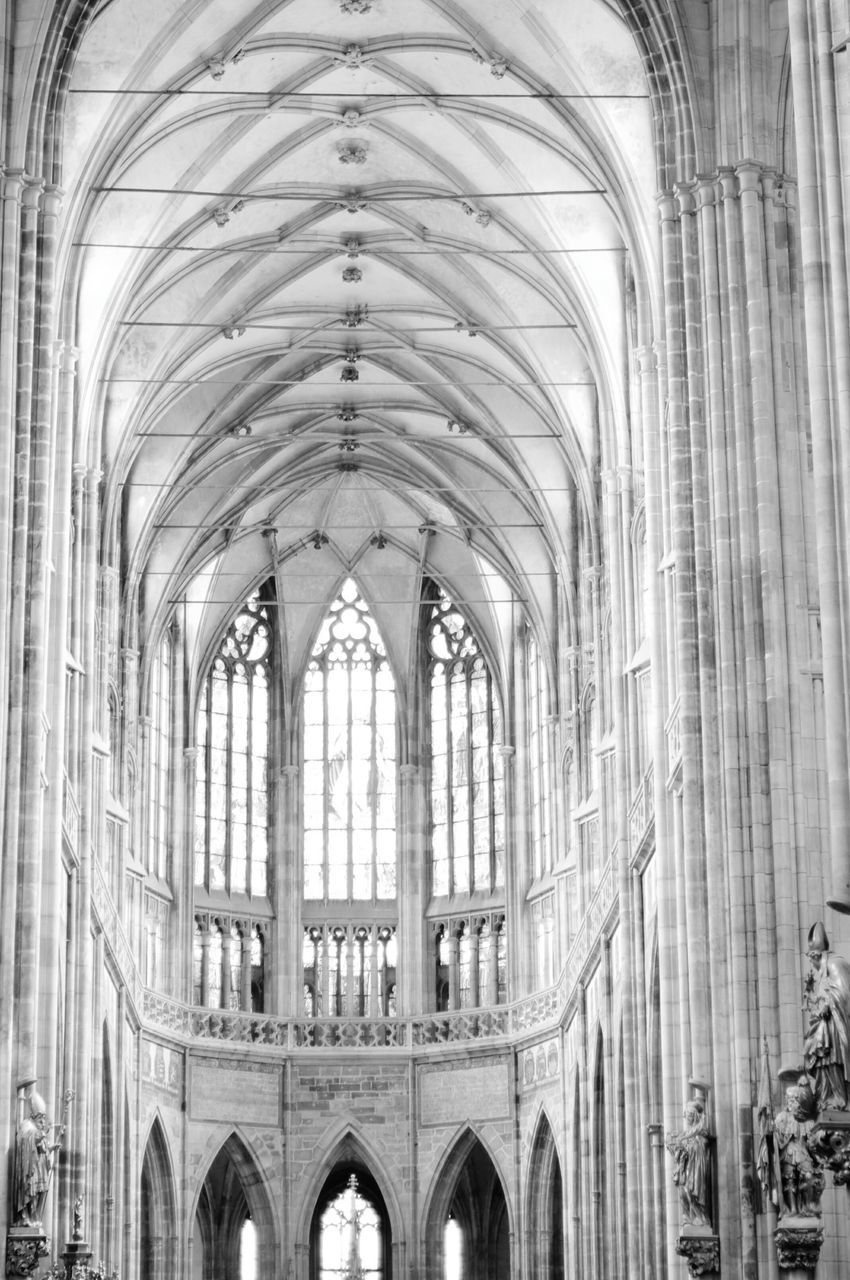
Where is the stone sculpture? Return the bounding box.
[13,1084,65,1228]
[803,921,850,1113]
[666,1097,711,1227]
[773,1085,824,1217]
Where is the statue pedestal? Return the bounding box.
[774,1215,823,1276]
[810,1111,850,1185]
[675,1225,720,1277]
[5,1228,49,1277]
[61,1240,93,1276]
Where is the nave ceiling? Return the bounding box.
[55,0,658,690]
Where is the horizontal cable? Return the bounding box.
[150,568,549,576]
[124,482,577,492]
[74,241,624,255]
[104,377,595,387]
[168,596,526,605]
[134,430,564,438]
[152,520,542,529]
[93,185,605,200]
[119,320,578,331]
[70,89,647,100]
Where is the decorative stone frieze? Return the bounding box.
[5,1231,49,1277]
[773,1219,824,1272]
[675,1229,720,1277]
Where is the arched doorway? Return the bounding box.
[425,1131,510,1280]
[526,1112,564,1280]
[140,1118,177,1280]
[310,1166,391,1280]
[192,1133,276,1280]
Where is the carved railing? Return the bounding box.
[665,697,681,773]
[293,1018,405,1048]
[140,873,619,1053]
[629,762,654,854]
[92,861,142,1012]
[565,856,617,991]
[63,773,80,851]
[410,1008,509,1045]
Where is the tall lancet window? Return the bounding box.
[428,590,505,897]
[303,578,396,903]
[194,594,271,898]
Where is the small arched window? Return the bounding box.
[303,578,396,904]
[194,593,272,898]
[427,590,504,898]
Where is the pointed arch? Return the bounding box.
[140,1114,178,1280]
[422,1126,512,1280]
[190,1129,279,1280]
[292,1121,404,1252]
[525,1108,565,1280]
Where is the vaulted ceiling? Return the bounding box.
[59,0,657,693]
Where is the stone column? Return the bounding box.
[787,0,850,910]
[277,764,300,1016]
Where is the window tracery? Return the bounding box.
[427,591,505,898]
[303,578,396,905]
[194,595,271,898]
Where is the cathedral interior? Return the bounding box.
[3,0,850,1277]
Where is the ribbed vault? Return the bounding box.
[56,0,659,683]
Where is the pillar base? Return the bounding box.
[675,1226,720,1277]
[774,1216,823,1272]
[5,1229,49,1277]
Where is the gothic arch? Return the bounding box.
[421,1126,513,1280]
[525,1109,565,1280]
[190,1129,279,1279]
[292,1121,404,1255]
[140,1113,178,1280]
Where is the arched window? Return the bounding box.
[194,593,271,898]
[148,632,171,880]
[427,590,505,898]
[303,578,396,904]
[312,1170,389,1280]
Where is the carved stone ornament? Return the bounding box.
[774,1219,824,1272]
[342,267,362,283]
[337,193,368,215]
[334,43,368,69]
[340,365,359,382]
[675,1231,720,1278]
[338,109,367,129]
[340,0,373,15]
[5,1231,49,1277]
[808,1113,850,1185]
[337,141,367,165]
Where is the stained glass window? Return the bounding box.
[194,594,271,897]
[319,1175,382,1280]
[427,590,505,897]
[303,578,396,904]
